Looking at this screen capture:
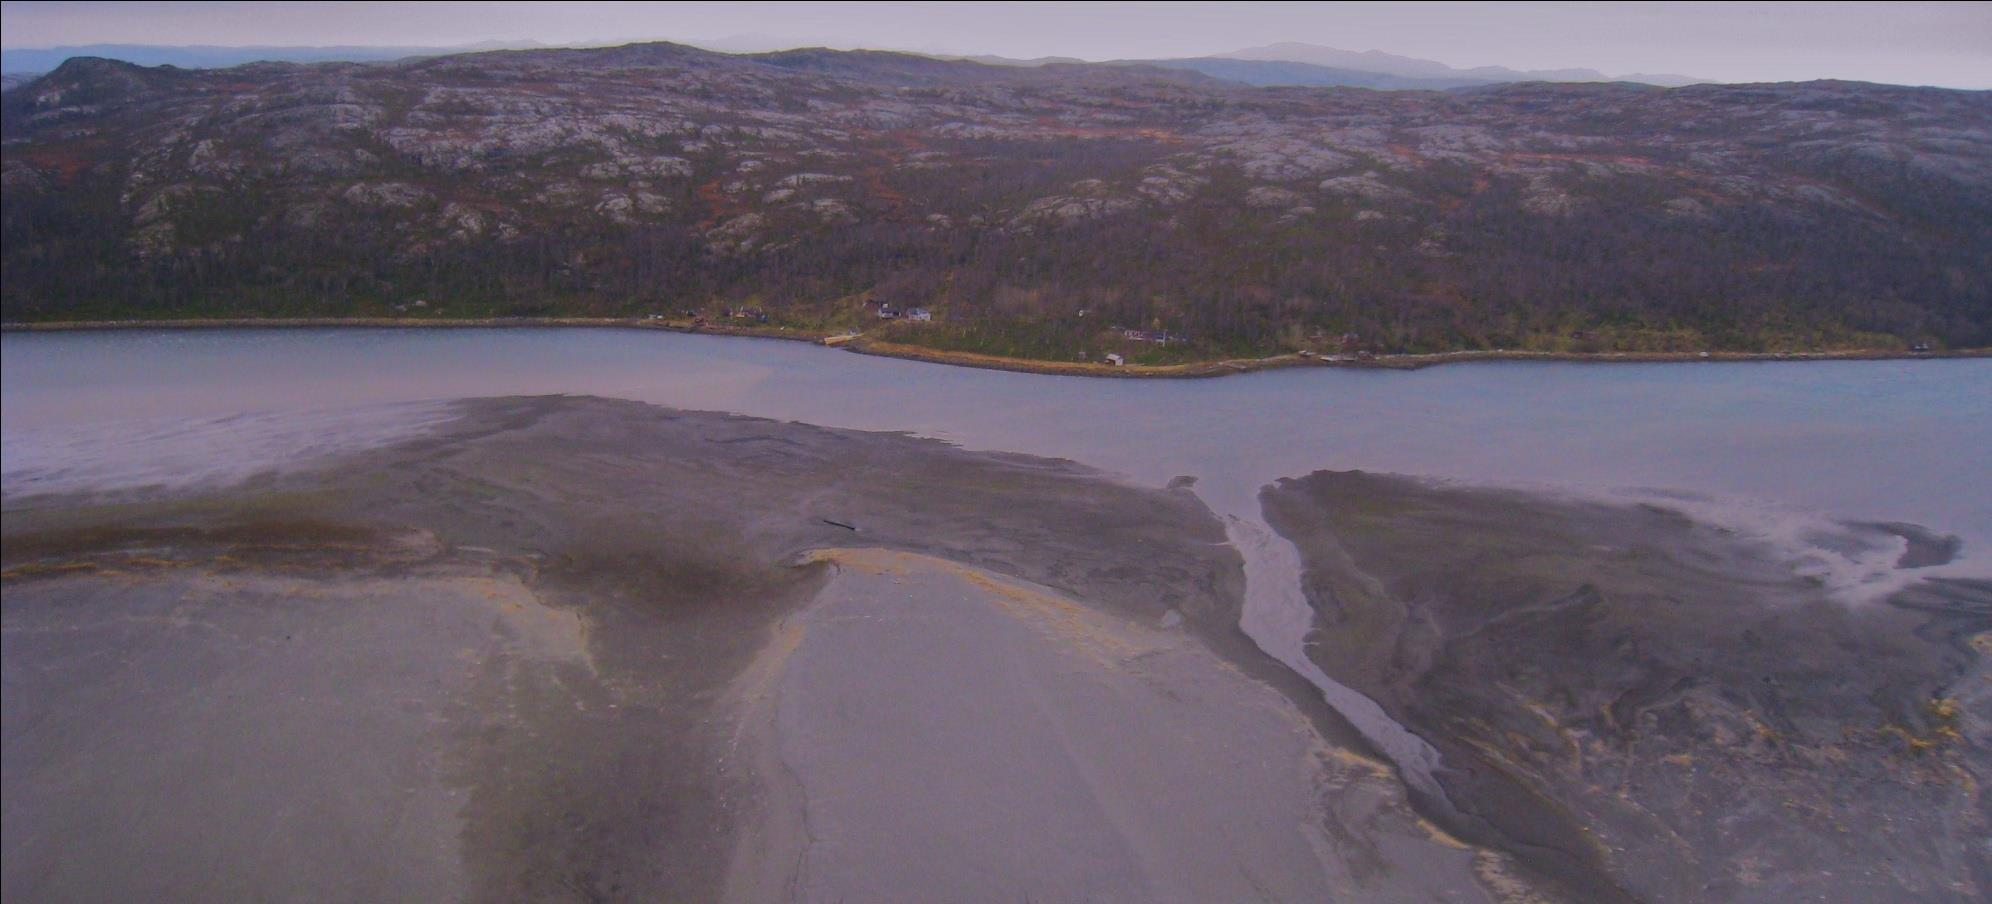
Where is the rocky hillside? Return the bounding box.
[4,43,1989,357]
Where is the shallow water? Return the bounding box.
[6,328,1987,799]
[0,401,458,498]
[7,328,1985,560]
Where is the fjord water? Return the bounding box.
[6,327,1986,565]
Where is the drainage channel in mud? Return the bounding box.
[1219,513,1451,804]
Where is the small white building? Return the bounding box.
[1105,353,1125,366]
[904,307,933,322]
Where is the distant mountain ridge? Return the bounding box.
[3,39,1707,91]
[1220,42,1706,87]
[0,41,545,74]
[1130,58,1515,90]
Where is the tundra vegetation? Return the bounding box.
[3,44,1989,361]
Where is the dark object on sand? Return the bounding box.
[821,519,858,531]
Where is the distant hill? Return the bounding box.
[4,39,1709,90]
[0,41,541,74]
[1130,58,1499,90]
[4,43,1986,358]
[1221,42,1706,87]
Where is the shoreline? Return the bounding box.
[2,397,1515,901]
[5,317,1985,377]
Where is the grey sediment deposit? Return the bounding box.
[3,397,1520,902]
[1263,470,1992,903]
[1860,520,1967,569]
[11,394,1984,902]
[724,548,1484,902]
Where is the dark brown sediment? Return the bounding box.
[1263,470,1991,903]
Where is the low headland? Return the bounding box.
[6,316,1983,378]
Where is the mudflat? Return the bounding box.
[3,397,1515,902]
[1263,471,1991,903]
[725,548,1489,902]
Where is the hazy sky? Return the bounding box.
[3,1,1989,88]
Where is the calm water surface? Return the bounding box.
[6,327,1984,550]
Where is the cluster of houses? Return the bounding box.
[1116,328,1183,344]
[875,304,933,322]
[657,305,769,326]
[1079,323,1191,366]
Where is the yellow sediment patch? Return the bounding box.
[802,547,1164,667]
[486,576,588,663]
[1472,849,1557,904]
[125,555,193,570]
[956,568,1155,663]
[1459,734,1618,863]
[718,614,814,904]
[727,618,806,718]
[0,560,102,580]
[1520,701,1586,771]
[3,553,199,578]
[1417,816,1475,851]
[785,547,1534,900]
[344,572,591,665]
[810,548,1411,785]
[1311,735,1395,778]
[799,546,908,576]
[1304,733,1528,895]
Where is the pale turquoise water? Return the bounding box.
[5,327,1989,575]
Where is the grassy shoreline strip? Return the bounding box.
[4,317,1984,377]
